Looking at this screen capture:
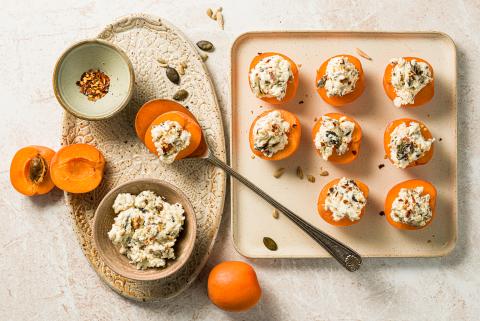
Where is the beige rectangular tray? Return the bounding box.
[230,31,457,258]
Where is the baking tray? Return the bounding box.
[230,31,457,258]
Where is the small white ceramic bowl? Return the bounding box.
[53,39,134,120]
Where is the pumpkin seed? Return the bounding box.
[263,237,278,251]
[273,167,285,178]
[197,40,214,52]
[165,67,180,85]
[272,209,279,219]
[173,89,188,101]
[307,175,316,183]
[296,166,304,180]
[29,156,47,184]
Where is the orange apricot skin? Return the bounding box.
[384,179,437,230]
[10,146,56,196]
[135,99,206,157]
[311,113,362,164]
[208,261,261,312]
[248,52,299,105]
[248,109,301,161]
[317,178,369,227]
[50,144,105,194]
[383,57,434,107]
[383,118,434,168]
[144,111,202,160]
[315,55,365,107]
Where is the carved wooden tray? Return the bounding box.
[61,14,226,301]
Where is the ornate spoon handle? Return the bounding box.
[205,153,362,272]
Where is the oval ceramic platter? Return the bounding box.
[61,13,226,301]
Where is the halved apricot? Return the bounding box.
[383,57,434,107]
[384,118,434,168]
[384,179,437,230]
[144,111,202,160]
[50,144,105,194]
[317,178,369,227]
[10,146,56,196]
[248,52,299,105]
[311,113,362,164]
[248,109,301,161]
[135,99,206,157]
[315,55,365,107]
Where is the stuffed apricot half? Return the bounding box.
[385,179,437,230]
[384,118,434,169]
[383,57,434,107]
[316,55,365,107]
[10,146,56,196]
[135,99,206,158]
[317,177,369,226]
[249,109,301,160]
[312,113,362,164]
[248,52,299,104]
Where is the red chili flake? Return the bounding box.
[76,69,110,101]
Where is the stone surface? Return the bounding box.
[1,0,479,320]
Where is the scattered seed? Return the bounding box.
[180,61,188,69]
[263,237,278,251]
[378,164,385,169]
[157,58,168,68]
[296,166,304,180]
[197,40,214,52]
[273,167,286,178]
[166,67,180,85]
[173,89,188,101]
[272,209,279,219]
[356,47,372,61]
[199,52,208,61]
[206,8,213,18]
[29,156,47,184]
[177,64,185,75]
[307,175,316,183]
[216,11,224,30]
[251,155,255,159]
[319,170,329,176]
[379,211,385,216]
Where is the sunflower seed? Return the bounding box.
[296,166,304,180]
[206,8,213,18]
[177,64,185,75]
[272,209,279,219]
[356,47,372,61]
[307,175,316,183]
[199,52,208,61]
[263,237,278,251]
[166,67,180,84]
[216,11,224,30]
[157,58,168,67]
[173,89,188,101]
[320,170,329,176]
[273,167,286,178]
[197,40,214,52]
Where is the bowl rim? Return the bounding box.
[92,178,197,281]
[52,38,135,121]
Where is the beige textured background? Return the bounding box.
[1,1,478,320]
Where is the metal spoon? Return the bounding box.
[198,138,362,272]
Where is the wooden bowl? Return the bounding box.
[93,178,197,281]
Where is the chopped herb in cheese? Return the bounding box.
[388,121,434,169]
[390,186,432,227]
[249,55,293,101]
[324,178,366,222]
[151,120,191,164]
[317,56,359,97]
[390,57,432,107]
[252,111,290,157]
[314,116,355,160]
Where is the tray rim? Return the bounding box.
[229,30,458,259]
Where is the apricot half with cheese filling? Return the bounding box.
[144,111,202,163]
[50,144,105,193]
[248,52,299,104]
[10,146,56,196]
[385,179,437,230]
[249,109,301,161]
[317,177,369,227]
[312,113,362,164]
[383,57,434,107]
[316,55,365,107]
[384,118,434,169]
